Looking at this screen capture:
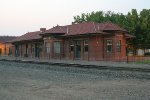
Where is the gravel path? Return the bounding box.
[0,61,150,100]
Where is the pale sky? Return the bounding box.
[0,0,149,36]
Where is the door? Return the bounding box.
[35,43,43,58]
[75,40,81,59]
[35,43,39,58]
[15,45,20,57]
[54,42,61,58]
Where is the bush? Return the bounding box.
[144,52,150,56]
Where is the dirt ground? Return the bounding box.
[0,61,150,100]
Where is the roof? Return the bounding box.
[44,25,67,34]
[11,22,134,43]
[42,22,128,36]
[96,22,127,31]
[0,36,17,43]
[11,31,42,43]
[66,22,97,35]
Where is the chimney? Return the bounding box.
[40,28,46,32]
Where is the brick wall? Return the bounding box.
[11,33,127,61]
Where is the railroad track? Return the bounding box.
[0,59,150,73]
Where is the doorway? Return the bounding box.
[35,43,40,58]
[15,45,20,57]
[75,40,81,59]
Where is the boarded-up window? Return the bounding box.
[54,42,61,54]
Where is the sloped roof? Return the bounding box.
[11,22,133,43]
[42,22,127,36]
[66,22,97,35]
[44,25,67,34]
[11,31,42,43]
[0,36,17,43]
[96,22,127,31]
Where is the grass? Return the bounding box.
[134,60,150,65]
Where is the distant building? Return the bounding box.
[11,22,134,61]
[0,36,17,56]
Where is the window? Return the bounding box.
[54,42,61,54]
[70,41,74,52]
[15,45,19,56]
[26,44,28,54]
[31,44,34,53]
[38,43,43,52]
[106,40,113,53]
[8,48,12,55]
[32,47,35,52]
[116,40,121,52]
[84,40,88,52]
[45,42,51,53]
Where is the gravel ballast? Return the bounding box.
[0,61,150,100]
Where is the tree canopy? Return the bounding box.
[73,9,150,47]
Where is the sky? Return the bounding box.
[0,0,150,36]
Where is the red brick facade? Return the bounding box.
[11,22,133,61]
[41,33,127,61]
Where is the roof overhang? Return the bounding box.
[40,32,65,36]
[12,39,43,44]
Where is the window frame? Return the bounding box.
[70,41,74,52]
[26,44,28,55]
[54,41,61,54]
[106,40,113,53]
[83,40,89,52]
[116,40,121,52]
[45,42,51,53]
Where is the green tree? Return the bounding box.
[73,9,150,48]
